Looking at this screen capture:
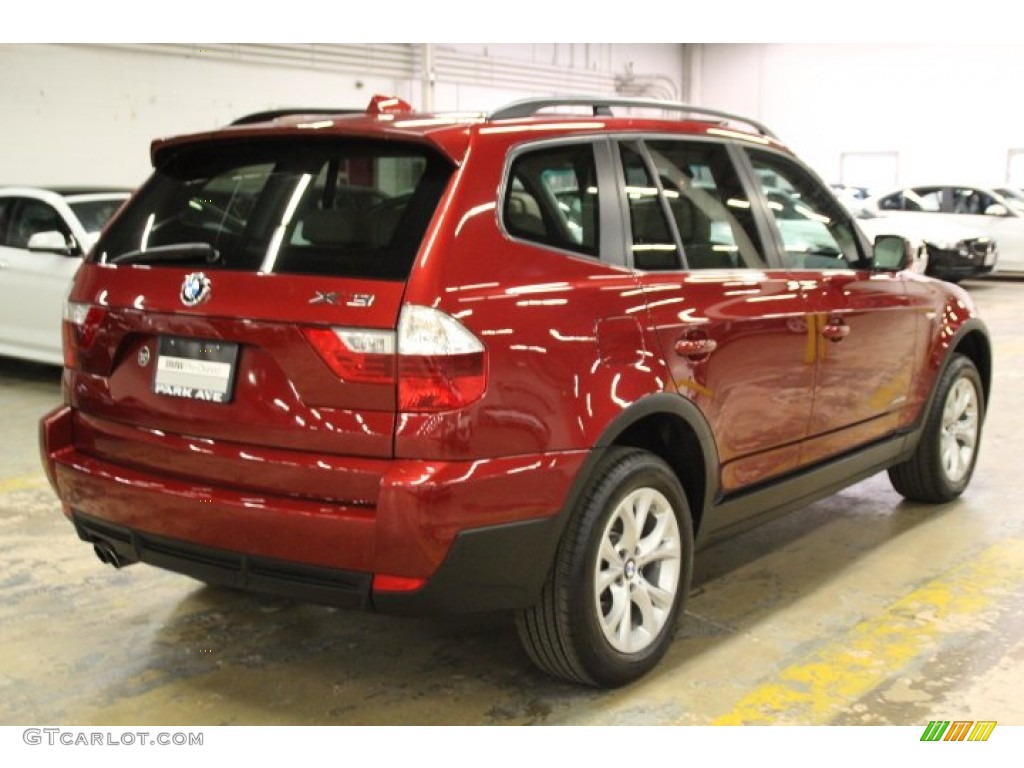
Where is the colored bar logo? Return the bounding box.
[920,720,997,741]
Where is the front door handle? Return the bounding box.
[674,338,718,359]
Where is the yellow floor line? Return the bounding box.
[0,474,46,494]
[710,538,1024,725]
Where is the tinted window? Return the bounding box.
[880,188,941,212]
[645,139,767,269]
[950,187,998,215]
[619,142,679,269]
[503,144,599,257]
[68,198,127,233]
[0,199,13,247]
[748,150,864,269]
[4,199,70,249]
[94,140,453,280]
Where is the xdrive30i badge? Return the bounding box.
[180,272,211,307]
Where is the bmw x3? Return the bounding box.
[40,95,991,686]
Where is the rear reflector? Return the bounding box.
[372,574,427,593]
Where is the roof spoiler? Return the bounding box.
[229,108,363,126]
[229,96,415,126]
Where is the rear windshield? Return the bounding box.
[92,139,453,280]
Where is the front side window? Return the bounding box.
[94,140,454,280]
[950,187,998,215]
[748,150,864,269]
[4,199,71,249]
[502,143,599,257]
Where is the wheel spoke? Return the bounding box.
[636,507,670,557]
[603,581,630,634]
[637,536,681,568]
[632,491,653,543]
[595,563,621,593]
[599,535,623,569]
[617,504,638,552]
[632,583,657,636]
[645,581,676,612]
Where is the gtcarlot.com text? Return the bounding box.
[23,728,203,746]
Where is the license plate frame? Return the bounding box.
[153,336,239,404]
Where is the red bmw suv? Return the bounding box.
[40,96,990,686]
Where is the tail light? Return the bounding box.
[304,305,486,412]
[301,327,396,384]
[62,301,107,369]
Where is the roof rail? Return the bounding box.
[229,108,362,126]
[488,97,777,139]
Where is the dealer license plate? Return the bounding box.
[153,337,239,403]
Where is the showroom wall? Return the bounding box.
[695,43,1024,190]
[0,43,685,188]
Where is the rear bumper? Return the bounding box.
[40,406,586,613]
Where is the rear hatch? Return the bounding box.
[64,136,454,504]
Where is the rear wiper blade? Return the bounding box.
[109,243,221,265]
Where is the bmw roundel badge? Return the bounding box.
[180,272,212,307]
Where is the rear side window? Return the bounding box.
[619,142,680,269]
[502,144,599,257]
[67,198,127,234]
[879,188,942,212]
[644,140,767,270]
[93,140,453,280]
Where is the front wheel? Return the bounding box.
[889,354,984,502]
[515,448,694,687]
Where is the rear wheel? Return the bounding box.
[515,448,694,687]
[889,354,984,502]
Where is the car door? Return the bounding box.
[744,149,922,466]
[0,196,82,362]
[619,138,816,494]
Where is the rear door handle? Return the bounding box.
[674,338,718,359]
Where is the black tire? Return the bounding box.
[889,354,984,503]
[515,447,694,687]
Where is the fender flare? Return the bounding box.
[909,317,991,444]
[559,393,722,532]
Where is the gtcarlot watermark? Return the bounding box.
[23,728,203,747]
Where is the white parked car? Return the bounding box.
[853,207,997,283]
[0,187,130,365]
[866,184,1024,274]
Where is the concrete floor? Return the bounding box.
[1,279,1022,726]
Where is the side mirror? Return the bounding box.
[27,230,77,256]
[872,234,913,271]
[984,203,1009,217]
